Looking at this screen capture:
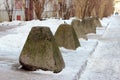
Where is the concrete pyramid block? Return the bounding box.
[82,18,96,34]
[71,19,87,39]
[54,24,80,50]
[92,17,102,27]
[19,27,65,73]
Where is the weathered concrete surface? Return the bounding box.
[71,19,87,39]
[71,18,101,39]
[55,24,80,50]
[19,27,65,73]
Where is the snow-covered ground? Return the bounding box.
[79,15,120,80]
[0,16,111,80]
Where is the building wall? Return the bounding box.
[0,0,73,21]
[42,0,58,18]
[114,0,120,13]
[0,0,24,22]
[14,0,25,20]
[0,0,9,22]
[0,10,9,22]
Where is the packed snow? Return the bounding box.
[0,15,114,80]
[79,15,120,80]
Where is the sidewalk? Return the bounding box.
[0,25,18,37]
[79,16,120,80]
[0,25,16,31]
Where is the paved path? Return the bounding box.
[0,25,17,31]
[0,25,18,37]
[79,16,120,80]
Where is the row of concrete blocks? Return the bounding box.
[19,17,102,73]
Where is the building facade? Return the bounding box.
[114,0,120,13]
[0,0,24,22]
[0,0,73,22]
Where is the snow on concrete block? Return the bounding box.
[19,27,65,73]
[87,33,102,39]
[71,19,87,39]
[96,27,106,35]
[54,24,80,50]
